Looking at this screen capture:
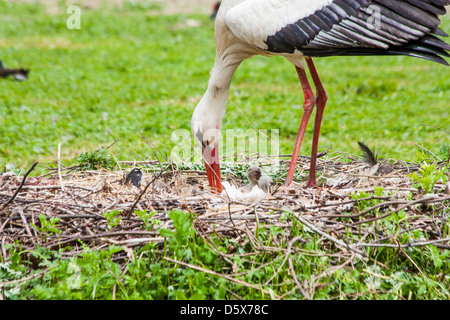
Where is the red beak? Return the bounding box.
[203,141,222,193]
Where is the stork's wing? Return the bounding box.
[225,0,450,65]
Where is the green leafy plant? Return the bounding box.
[134,210,157,231]
[103,210,122,231]
[408,162,448,194]
[76,147,116,171]
[31,214,61,240]
[438,144,450,162]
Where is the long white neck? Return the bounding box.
[192,46,255,144]
[192,1,257,145]
[191,57,238,145]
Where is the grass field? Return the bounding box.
[0,1,449,174]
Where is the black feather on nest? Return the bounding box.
[358,141,379,167]
[358,141,395,175]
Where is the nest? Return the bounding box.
[1,152,449,262]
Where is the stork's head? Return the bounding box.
[191,90,226,193]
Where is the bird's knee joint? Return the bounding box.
[303,96,316,111]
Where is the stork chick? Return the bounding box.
[246,165,262,185]
[245,165,272,193]
[258,175,273,193]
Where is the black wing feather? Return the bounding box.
[264,0,450,65]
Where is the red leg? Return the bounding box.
[284,66,316,187]
[305,57,327,187]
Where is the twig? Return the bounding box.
[293,213,366,256]
[19,208,36,245]
[287,236,312,300]
[128,169,167,215]
[415,143,442,161]
[1,162,38,209]
[0,268,49,290]
[58,144,65,192]
[418,124,450,135]
[354,238,450,248]
[355,199,410,217]
[104,138,119,150]
[351,196,450,226]
[163,256,279,298]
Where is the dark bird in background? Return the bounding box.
[0,60,29,81]
[210,1,221,19]
[358,141,394,175]
[125,168,143,188]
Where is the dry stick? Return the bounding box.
[419,124,450,135]
[293,213,366,256]
[163,256,279,298]
[262,234,313,286]
[345,199,410,218]
[104,138,119,150]
[287,236,312,300]
[311,255,355,284]
[194,220,235,260]
[415,143,442,161]
[0,236,6,262]
[394,238,426,279]
[354,238,450,248]
[19,208,36,246]
[1,162,38,209]
[127,169,167,215]
[351,196,450,226]
[307,196,393,212]
[135,128,167,163]
[112,266,128,301]
[0,217,10,234]
[57,144,65,192]
[0,268,49,290]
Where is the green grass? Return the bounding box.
[0,1,449,173]
[2,209,449,300]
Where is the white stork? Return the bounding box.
[192,0,450,193]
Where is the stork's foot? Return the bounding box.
[305,180,317,188]
[283,176,318,188]
[283,178,294,188]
